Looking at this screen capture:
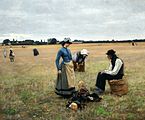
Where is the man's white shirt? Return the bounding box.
[104,58,123,75]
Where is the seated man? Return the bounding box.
[94,49,124,95]
[72,49,89,72]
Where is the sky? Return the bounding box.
[0,0,145,42]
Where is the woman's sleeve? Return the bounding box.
[55,50,63,71]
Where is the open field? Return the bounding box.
[0,43,145,120]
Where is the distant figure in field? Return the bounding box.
[55,38,76,97]
[131,41,137,46]
[3,44,7,58]
[94,49,124,95]
[33,48,39,56]
[72,49,89,72]
[22,45,26,48]
[131,41,135,46]
[9,48,15,62]
[33,48,39,63]
[131,40,137,46]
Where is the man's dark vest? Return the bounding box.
[112,58,124,76]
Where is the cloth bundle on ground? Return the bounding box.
[66,81,102,110]
[66,89,102,110]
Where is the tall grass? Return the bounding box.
[0,43,145,120]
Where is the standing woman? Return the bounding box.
[55,38,76,97]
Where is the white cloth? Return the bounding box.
[104,58,123,75]
[72,52,77,62]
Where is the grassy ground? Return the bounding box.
[0,43,145,120]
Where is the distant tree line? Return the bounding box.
[82,39,145,43]
[2,38,58,45]
[2,38,145,45]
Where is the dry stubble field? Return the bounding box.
[0,43,145,120]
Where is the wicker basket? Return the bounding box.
[108,79,128,96]
[78,62,85,72]
[73,62,85,72]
